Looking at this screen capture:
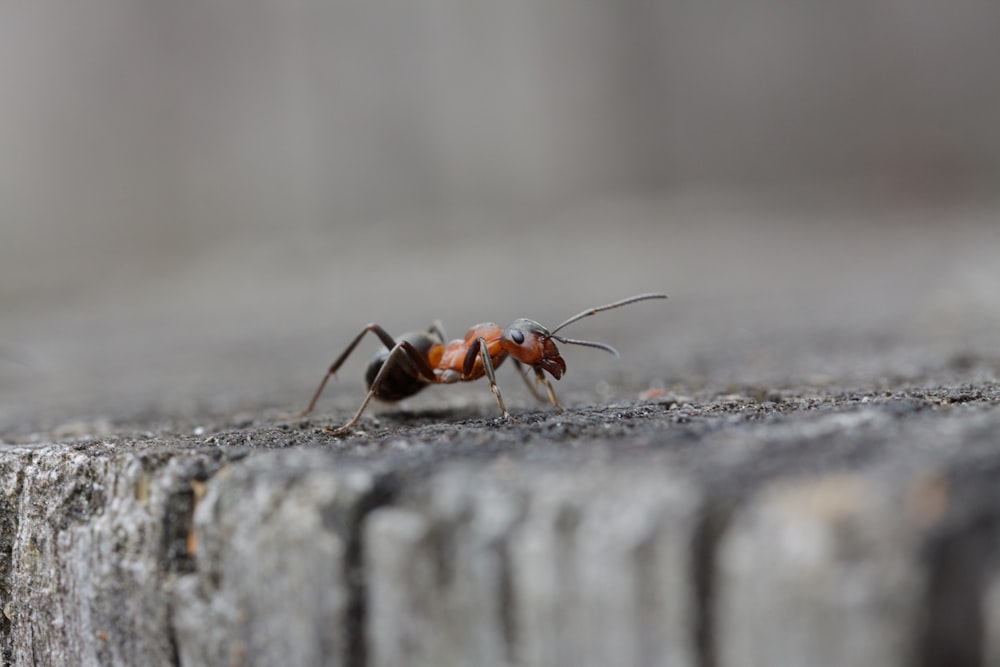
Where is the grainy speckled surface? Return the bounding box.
[1,197,999,666]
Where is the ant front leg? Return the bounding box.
[465,337,513,423]
[510,360,564,411]
[298,323,399,418]
[513,360,548,403]
[532,366,565,412]
[325,339,438,436]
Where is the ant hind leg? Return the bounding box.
[297,324,399,418]
[325,339,438,436]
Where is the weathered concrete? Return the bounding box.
[1,201,999,666]
[717,473,928,667]
[365,464,702,667]
[0,380,997,666]
[172,451,382,667]
[0,445,221,666]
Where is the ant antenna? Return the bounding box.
[548,292,667,357]
[550,335,622,357]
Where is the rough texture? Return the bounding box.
[1,381,998,666]
[1,202,999,666]
[0,445,221,666]
[172,451,382,667]
[717,473,927,667]
[364,464,701,667]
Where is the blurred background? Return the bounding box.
[2,1,999,431]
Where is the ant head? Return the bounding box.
[500,319,567,379]
[500,294,667,381]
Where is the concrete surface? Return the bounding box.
[1,196,999,666]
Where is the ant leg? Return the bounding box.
[325,340,438,436]
[466,337,513,422]
[429,320,447,342]
[533,367,566,412]
[298,324,399,417]
[513,360,548,403]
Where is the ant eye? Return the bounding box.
[510,329,525,344]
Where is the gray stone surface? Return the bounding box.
[0,444,219,666]
[172,451,380,667]
[1,199,999,666]
[364,464,701,667]
[717,473,927,667]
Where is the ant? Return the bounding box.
[298,293,667,435]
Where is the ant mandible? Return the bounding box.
[298,292,667,435]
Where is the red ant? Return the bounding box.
[298,293,666,435]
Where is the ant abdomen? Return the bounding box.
[365,331,440,401]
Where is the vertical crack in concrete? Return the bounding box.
[497,538,518,667]
[692,500,730,667]
[918,459,1000,667]
[160,481,197,577]
[0,456,27,667]
[920,509,1000,667]
[344,473,398,667]
[143,452,226,667]
[162,464,218,667]
[921,523,987,667]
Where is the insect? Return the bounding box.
[298,293,667,435]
